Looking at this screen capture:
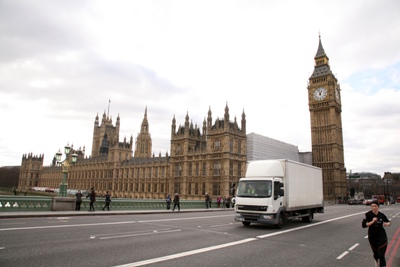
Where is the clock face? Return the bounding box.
[313,87,327,101]
[335,88,340,101]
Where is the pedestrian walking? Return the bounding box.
[226,195,231,208]
[205,193,210,209]
[217,196,221,208]
[166,194,172,210]
[172,193,180,211]
[362,201,391,267]
[75,190,83,211]
[102,191,111,211]
[222,196,226,209]
[87,187,96,211]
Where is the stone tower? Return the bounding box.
[307,35,347,201]
[91,112,120,157]
[169,103,247,199]
[134,107,152,158]
[91,111,133,161]
[19,153,44,189]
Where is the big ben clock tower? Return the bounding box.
[308,35,346,202]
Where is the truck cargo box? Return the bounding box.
[244,159,323,211]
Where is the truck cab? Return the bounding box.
[235,177,284,227]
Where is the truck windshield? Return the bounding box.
[237,180,272,198]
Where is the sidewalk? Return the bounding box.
[0,208,233,219]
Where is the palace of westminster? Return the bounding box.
[17,37,347,201]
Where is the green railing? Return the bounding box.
[0,196,53,211]
[0,196,208,212]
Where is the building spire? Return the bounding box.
[107,98,111,118]
[141,106,149,133]
[315,34,327,59]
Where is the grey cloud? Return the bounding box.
[0,1,94,61]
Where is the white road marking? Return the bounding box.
[0,220,137,231]
[113,238,257,267]
[99,229,181,240]
[138,214,233,223]
[209,222,239,228]
[348,243,359,251]
[336,243,359,260]
[336,251,349,260]
[0,222,25,225]
[114,211,367,266]
[0,214,233,232]
[90,228,176,240]
[257,211,365,239]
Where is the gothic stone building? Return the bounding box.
[19,104,247,199]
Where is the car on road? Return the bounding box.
[348,199,364,205]
[364,199,376,205]
[356,199,364,205]
[347,199,357,205]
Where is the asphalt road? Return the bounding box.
[0,205,399,267]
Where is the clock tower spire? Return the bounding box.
[307,35,346,202]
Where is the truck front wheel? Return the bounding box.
[275,213,285,229]
[242,222,251,226]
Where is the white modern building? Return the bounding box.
[247,132,312,165]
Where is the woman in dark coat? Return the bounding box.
[88,188,96,211]
[362,201,391,267]
[172,193,180,211]
[75,190,83,211]
[102,191,111,211]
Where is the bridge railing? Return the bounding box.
[0,196,53,211]
[0,196,208,212]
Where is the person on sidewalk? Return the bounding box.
[102,191,111,211]
[87,187,96,211]
[75,190,83,211]
[205,193,210,209]
[362,201,391,267]
[166,194,172,210]
[222,196,226,209]
[172,193,180,211]
[217,196,221,208]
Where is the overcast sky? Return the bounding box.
[0,0,399,176]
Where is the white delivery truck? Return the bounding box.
[234,159,324,228]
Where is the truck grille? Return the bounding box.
[236,205,268,211]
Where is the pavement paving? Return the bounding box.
[0,208,234,219]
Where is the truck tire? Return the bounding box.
[242,222,251,226]
[302,210,313,223]
[275,213,285,229]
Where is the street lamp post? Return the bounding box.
[55,143,78,197]
[385,178,389,205]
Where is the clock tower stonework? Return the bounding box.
[308,36,347,201]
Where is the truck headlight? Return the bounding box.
[235,214,244,221]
